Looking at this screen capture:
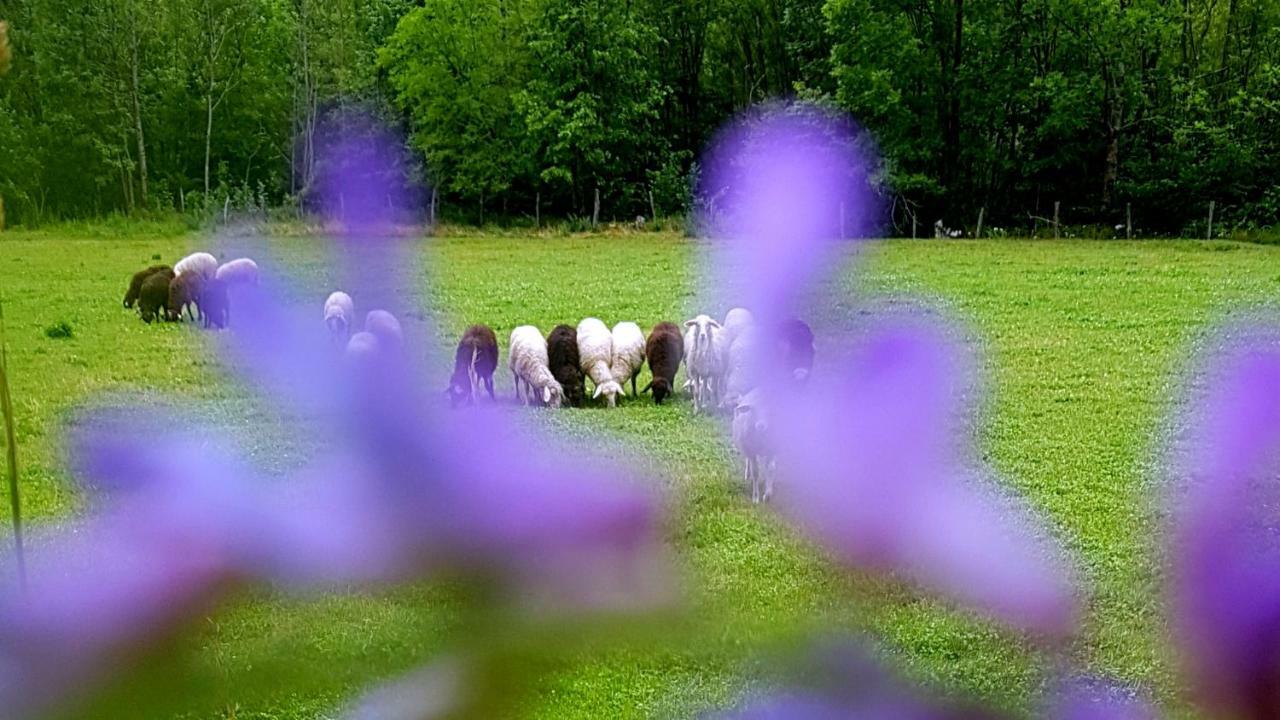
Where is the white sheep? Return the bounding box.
[344,331,380,361]
[609,321,646,396]
[324,291,355,345]
[174,252,218,280]
[720,323,762,412]
[577,317,623,407]
[732,389,773,504]
[722,307,755,350]
[365,310,403,351]
[215,258,260,286]
[509,325,564,408]
[684,314,726,414]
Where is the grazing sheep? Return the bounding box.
[733,389,773,504]
[124,265,171,309]
[345,331,380,362]
[720,323,762,412]
[779,318,815,383]
[642,322,684,405]
[683,314,727,413]
[365,310,403,351]
[324,292,355,345]
[215,258,260,286]
[722,307,755,349]
[509,325,564,408]
[609,321,646,396]
[547,324,586,408]
[138,269,175,324]
[174,252,218,280]
[166,271,204,322]
[448,325,499,407]
[576,318,623,407]
[201,279,229,329]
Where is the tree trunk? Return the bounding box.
[204,90,214,197]
[128,13,148,206]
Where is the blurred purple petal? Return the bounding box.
[1053,678,1154,720]
[772,321,1078,636]
[1170,333,1280,719]
[698,102,880,319]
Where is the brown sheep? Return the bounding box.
[448,325,499,407]
[547,324,585,408]
[138,269,175,324]
[643,322,685,405]
[124,265,171,309]
[167,272,205,322]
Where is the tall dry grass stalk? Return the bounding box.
[0,21,11,76]
[0,299,27,589]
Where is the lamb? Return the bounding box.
[201,278,229,329]
[683,314,727,413]
[509,325,564,408]
[642,322,684,405]
[448,325,499,407]
[124,265,171,308]
[138,269,175,324]
[214,258,260,286]
[609,321,646,396]
[174,252,218,280]
[576,318,623,407]
[733,389,774,504]
[324,292,355,345]
[166,271,204,322]
[779,318,815,383]
[547,324,586,408]
[365,310,403,351]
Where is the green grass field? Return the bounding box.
[2,227,1278,718]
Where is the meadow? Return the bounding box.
[1,226,1278,718]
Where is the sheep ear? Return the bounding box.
[593,385,604,399]
[709,319,723,329]
[684,319,696,328]
[641,382,652,394]
[542,386,552,404]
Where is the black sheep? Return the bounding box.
[201,278,229,329]
[124,265,171,308]
[547,324,585,408]
[448,324,499,407]
[138,269,175,324]
[642,321,684,405]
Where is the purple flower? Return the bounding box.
[766,320,1079,636]
[1169,332,1280,719]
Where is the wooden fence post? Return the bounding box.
[429,188,438,226]
[1053,201,1061,239]
[911,211,917,240]
[535,191,541,229]
[648,189,657,223]
[1126,202,1132,240]
[592,187,600,229]
[1207,200,1215,240]
[975,207,985,239]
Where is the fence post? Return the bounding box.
[1126,202,1132,240]
[1207,201,1215,241]
[975,207,985,239]
[648,188,657,223]
[179,189,185,214]
[535,191,541,229]
[1053,201,1061,239]
[223,196,230,223]
[911,212,917,240]
[592,187,600,229]
[429,188,438,226]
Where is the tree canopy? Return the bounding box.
[0,0,1277,234]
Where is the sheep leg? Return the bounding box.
[631,374,638,397]
[748,457,759,504]
[484,376,495,401]
[763,460,774,503]
[513,374,523,404]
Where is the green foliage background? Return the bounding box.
[1,0,1279,233]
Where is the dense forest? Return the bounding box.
[0,0,1278,234]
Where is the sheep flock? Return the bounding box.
[121,255,812,503]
